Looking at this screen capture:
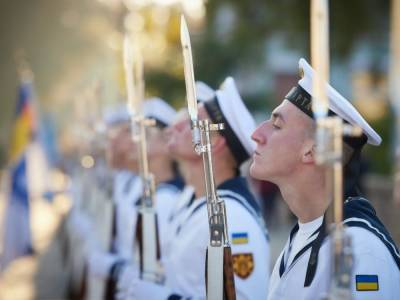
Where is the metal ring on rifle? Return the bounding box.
[209,123,225,131]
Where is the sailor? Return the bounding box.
[119,77,270,300]
[87,98,184,297]
[250,58,400,299]
[156,108,197,262]
[77,104,139,299]
[142,98,185,254]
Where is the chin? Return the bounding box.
[167,150,180,160]
[167,146,186,161]
[250,162,274,182]
[249,163,263,180]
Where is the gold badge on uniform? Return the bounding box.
[232,253,254,279]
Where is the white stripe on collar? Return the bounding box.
[218,189,269,238]
[344,217,400,259]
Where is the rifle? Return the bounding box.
[123,34,163,283]
[180,16,236,300]
[390,0,400,206]
[310,1,361,299]
[91,149,115,300]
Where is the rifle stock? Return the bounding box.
[205,246,236,300]
[135,208,161,277]
[223,246,236,300]
[104,203,118,299]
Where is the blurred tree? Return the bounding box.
[145,0,389,111]
[0,0,392,174]
[0,144,6,170]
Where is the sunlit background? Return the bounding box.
[0,0,398,299]
[0,0,393,170]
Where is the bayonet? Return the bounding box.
[123,33,162,283]
[181,15,198,123]
[180,15,236,300]
[181,15,201,152]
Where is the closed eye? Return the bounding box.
[271,111,284,129]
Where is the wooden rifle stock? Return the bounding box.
[104,203,118,299]
[135,209,161,277]
[205,246,236,300]
[223,246,236,300]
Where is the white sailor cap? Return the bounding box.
[196,81,215,102]
[104,98,176,128]
[196,77,257,165]
[285,58,382,147]
[103,104,130,126]
[143,97,176,127]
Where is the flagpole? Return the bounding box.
[14,49,33,83]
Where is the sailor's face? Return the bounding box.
[147,127,169,158]
[166,109,198,161]
[107,123,139,171]
[166,105,208,161]
[250,100,312,183]
[122,131,140,172]
[106,123,129,169]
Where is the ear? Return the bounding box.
[302,140,315,164]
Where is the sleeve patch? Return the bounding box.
[231,232,248,244]
[232,253,254,279]
[356,274,379,291]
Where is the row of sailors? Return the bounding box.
[66,58,400,300]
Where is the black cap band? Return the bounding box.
[285,85,313,118]
[203,97,249,166]
[154,119,168,129]
[285,85,368,149]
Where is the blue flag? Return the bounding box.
[0,80,35,271]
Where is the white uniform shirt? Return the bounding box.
[113,171,142,260]
[268,198,400,300]
[154,178,185,258]
[285,216,323,268]
[114,173,184,260]
[162,176,270,300]
[161,185,195,262]
[88,172,185,279]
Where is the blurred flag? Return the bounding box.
[0,78,36,271]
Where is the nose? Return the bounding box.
[251,121,268,145]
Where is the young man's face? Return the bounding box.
[166,106,208,162]
[106,123,139,171]
[147,126,169,158]
[250,100,313,183]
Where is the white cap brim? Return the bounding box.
[298,58,382,146]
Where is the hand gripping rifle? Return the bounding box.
[180,16,236,300]
[310,1,362,299]
[123,35,163,283]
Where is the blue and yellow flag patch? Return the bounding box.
[231,232,248,244]
[356,275,379,291]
